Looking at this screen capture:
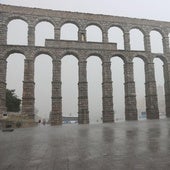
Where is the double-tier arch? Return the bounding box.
[1,4,170,125]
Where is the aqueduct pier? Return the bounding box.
[0,4,170,125]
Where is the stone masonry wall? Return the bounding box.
[0,4,170,125]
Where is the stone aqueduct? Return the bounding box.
[0,4,170,125]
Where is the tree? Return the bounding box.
[6,89,21,112]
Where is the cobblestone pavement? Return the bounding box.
[0,119,170,170]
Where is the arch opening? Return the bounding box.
[35,21,54,46]
[60,23,78,41]
[6,53,25,113]
[61,55,78,123]
[86,25,102,42]
[108,27,124,50]
[7,19,28,45]
[34,54,52,121]
[153,58,166,119]
[87,56,102,124]
[130,29,144,51]
[150,30,163,53]
[111,57,125,122]
[133,57,146,120]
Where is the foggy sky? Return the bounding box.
[1,0,167,122]
[1,0,170,21]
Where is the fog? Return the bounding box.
[1,0,170,21]
[1,0,167,122]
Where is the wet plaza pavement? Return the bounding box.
[0,119,170,170]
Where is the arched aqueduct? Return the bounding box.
[0,4,170,125]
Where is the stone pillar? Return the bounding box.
[124,62,138,120]
[55,28,60,40]
[28,25,35,46]
[145,62,159,119]
[144,33,151,52]
[102,31,108,43]
[162,36,170,54]
[163,62,170,117]
[78,30,86,42]
[51,59,62,125]
[22,59,35,119]
[78,60,89,124]
[0,58,7,116]
[102,61,114,122]
[0,23,7,45]
[124,31,130,51]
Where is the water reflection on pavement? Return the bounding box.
[0,119,170,170]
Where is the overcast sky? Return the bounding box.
[0,0,167,122]
[1,0,170,21]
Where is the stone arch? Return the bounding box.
[34,17,56,28]
[154,55,168,118]
[86,53,103,61]
[60,23,79,40]
[34,50,55,60]
[6,52,26,61]
[130,28,145,51]
[108,26,124,49]
[108,24,125,33]
[61,54,79,119]
[6,52,26,104]
[132,54,149,64]
[110,56,125,121]
[61,51,79,60]
[6,16,29,25]
[86,24,103,42]
[155,55,168,65]
[4,49,26,60]
[150,28,165,38]
[86,22,103,31]
[7,19,28,45]
[34,53,53,120]
[110,54,127,63]
[133,56,146,119]
[153,57,166,118]
[130,26,146,35]
[35,21,54,46]
[87,55,102,123]
[150,30,164,53]
[60,20,80,30]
